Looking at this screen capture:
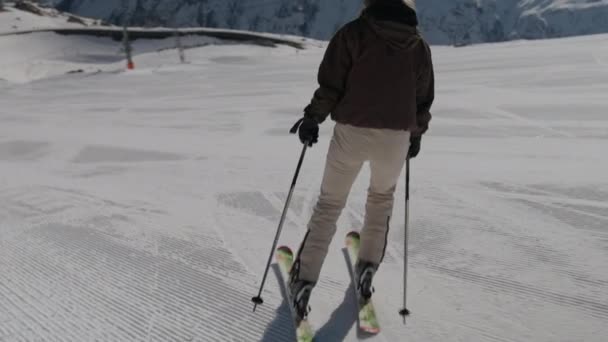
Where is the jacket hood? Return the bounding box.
[362,0,421,50]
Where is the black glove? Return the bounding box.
[290,117,319,147]
[408,136,422,159]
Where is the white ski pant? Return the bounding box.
[296,123,410,283]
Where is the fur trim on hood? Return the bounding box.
[365,0,416,12]
[363,0,419,27]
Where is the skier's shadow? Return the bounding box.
[260,264,297,342]
[261,251,371,341]
[313,249,360,341]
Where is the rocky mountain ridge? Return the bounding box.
[47,0,608,45]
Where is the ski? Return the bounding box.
[275,246,315,342]
[345,231,381,334]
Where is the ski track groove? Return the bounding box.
[422,222,587,288]
[50,234,264,340]
[33,229,249,341]
[554,203,608,222]
[426,264,608,319]
[560,270,608,288]
[0,287,36,342]
[463,220,604,291]
[160,236,247,275]
[406,187,608,316]
[5,230,208,341]
[1,238,93,342]
[458,322,520,342]
[11,231,159,339]
[159,236,250,277]
[410,237,608,320]
[317,276,349,294]
[0,279,63,342]
[6,224,284,341]
[2,244,138,341]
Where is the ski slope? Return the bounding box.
[1,31,608,341]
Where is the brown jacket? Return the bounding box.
[304,6,434,137]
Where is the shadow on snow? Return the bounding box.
[261,251,360,341]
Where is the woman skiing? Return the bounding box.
[289,0,435,321]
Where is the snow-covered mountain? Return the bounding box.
[0,0,105,33]
[50,0,608,45]
[420,0,608,45]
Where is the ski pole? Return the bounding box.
[399,157,411,323]
[252,142,309,312]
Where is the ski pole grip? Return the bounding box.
[289,118,304,134]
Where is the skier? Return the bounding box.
[289,0,435,321]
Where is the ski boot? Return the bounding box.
[355,260,379,301]
[289,262,315,322]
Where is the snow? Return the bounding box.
[0,32,224,83]
[1,29,608,341]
